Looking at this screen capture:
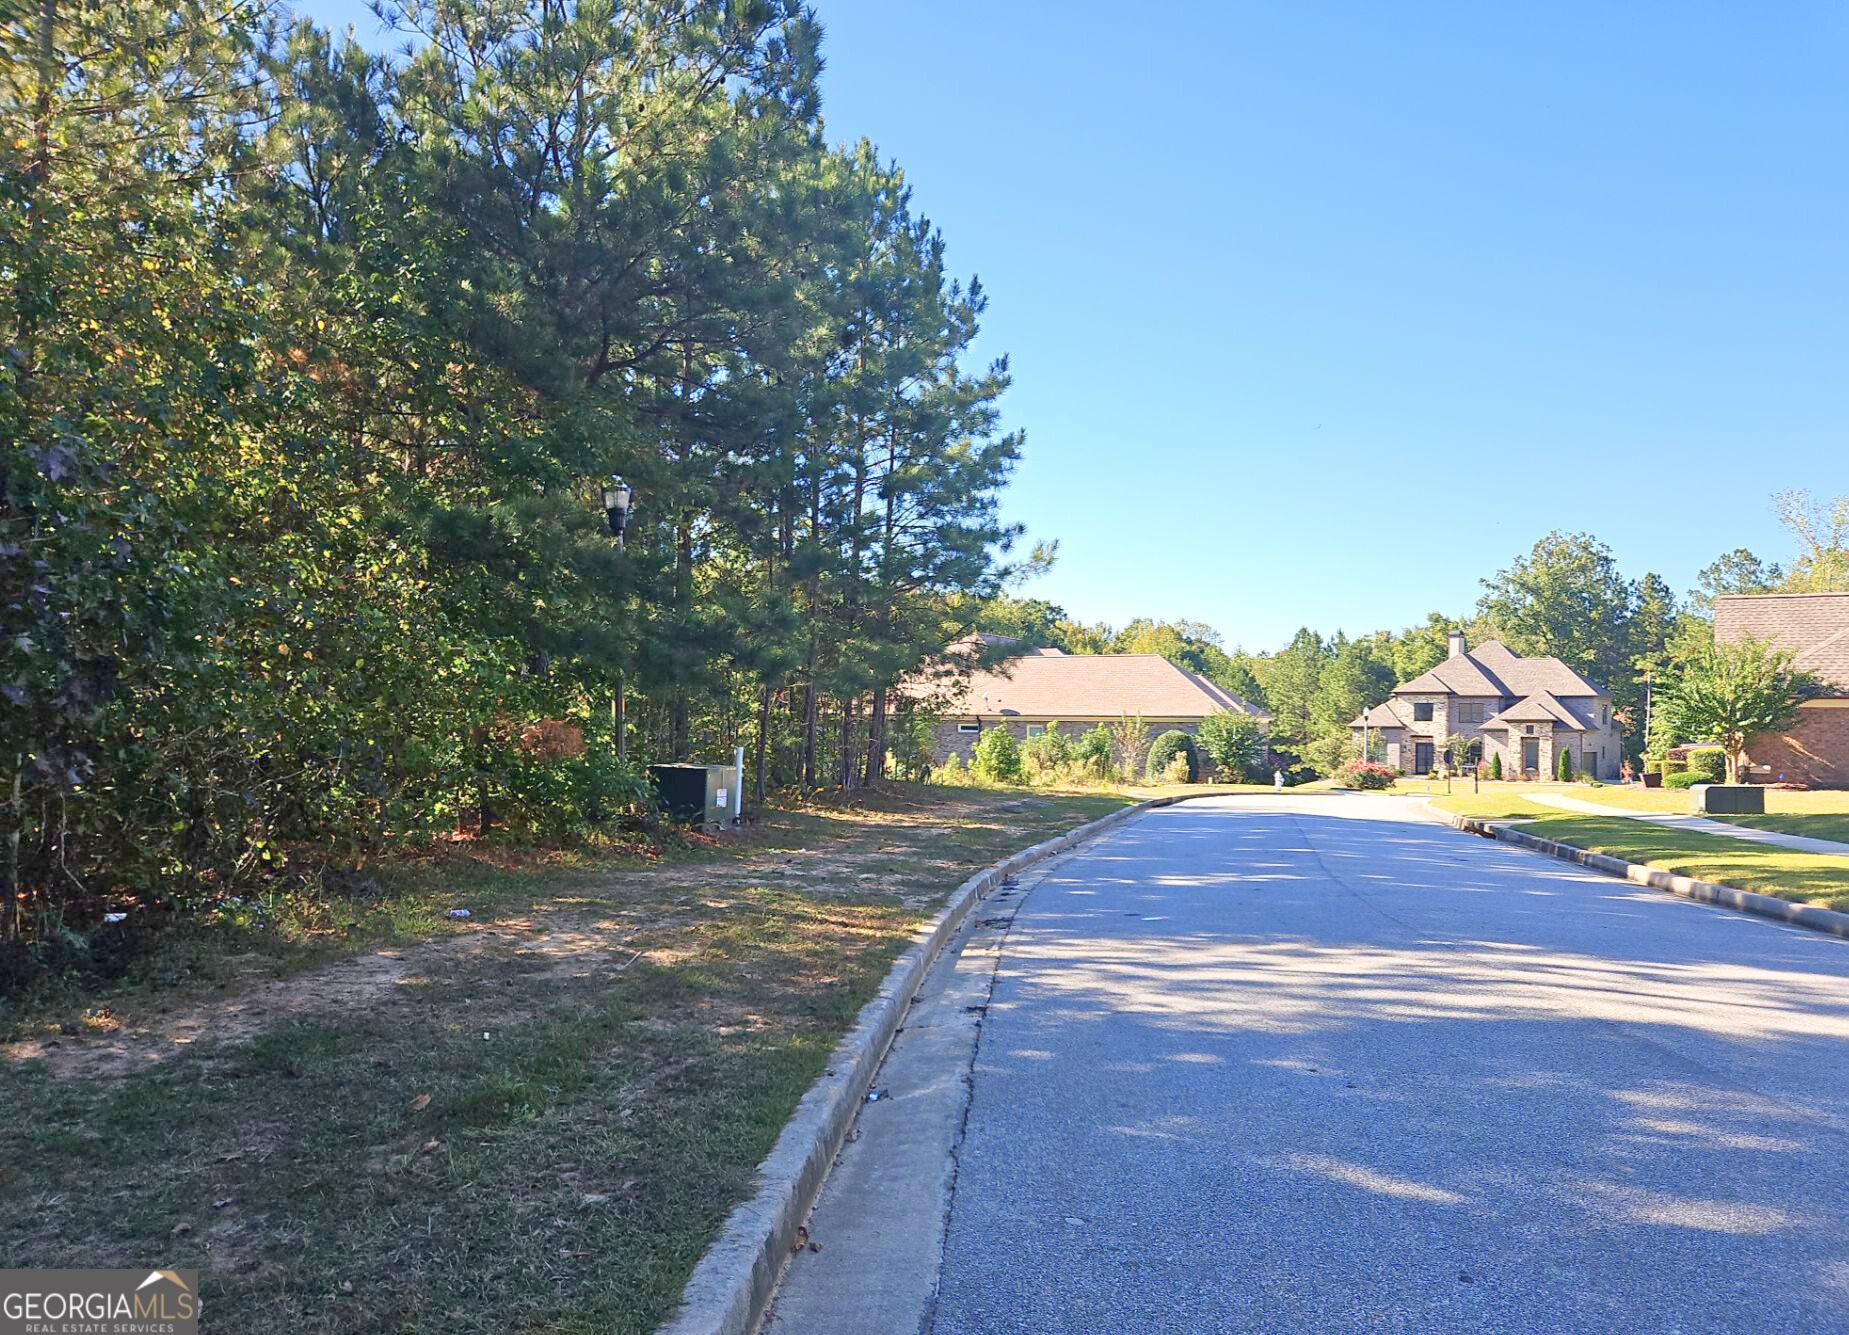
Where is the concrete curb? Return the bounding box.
[655,792,1211,1335]
[1435,808,1849,941]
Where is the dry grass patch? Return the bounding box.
[1,785,1128,1334]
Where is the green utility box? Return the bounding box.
[648,764,738,831]
[1692,784,1765,815]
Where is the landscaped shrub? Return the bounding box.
[1662,757,1688,777]
[1145,730,1201,783]
[1685,747,1726,783]
[1162,753,1192,784]
[1489,753,1504,781]
[1556,748,1574,782]
[1196,711,1264,782]
[1663,770,1702,789]
[971,727,1024,783]
[1075,724,1114,778]
[1332,758,1397,790]
[1642,759,1663,776]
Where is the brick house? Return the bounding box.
[912,638,1269,764]
[1349,632,1624,779]
[1714,592,1849,788]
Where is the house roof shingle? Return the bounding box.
[919,652,1269,722]
[1350,702,1410,730]
[1393,640,1606,700]
[1481,692,1588,732]
[1714,592,1849,693]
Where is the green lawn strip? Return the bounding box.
[1721,812,1849,844]
[1429,797,1849,912]
[2,787,1128,1334]
[1474,783,1849,845]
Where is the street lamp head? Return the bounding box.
[603,475,633,543]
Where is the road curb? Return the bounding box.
[655,791,1211,1335]
[1434,808,1849,941]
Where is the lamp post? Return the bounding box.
[603,475,633,548]
[603,476,634,761]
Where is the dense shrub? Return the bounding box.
[932,753,968,784]
[1663,771,1703,789]
[1162,753,1192,784]
[1145,730,1201,783]
[1075,724,1114,778]
[1332,758,1397,790]
[1556,748,1574,782]
[1685,747,1726,783]
[1196,711,1264,782]
[1489,753,1504,781]
[1021,723,1074,776]
[1642,758,1663,776]
[971,727,1024,784]
[501,751,651,837]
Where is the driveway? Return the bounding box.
[767,793,1849,1335]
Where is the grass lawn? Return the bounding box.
[1426,793,1565,821]
[1,784,1128,1335]
[1429,794,1849,913]
[1562,784,1849,844]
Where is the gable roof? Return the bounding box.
[1714,592,1849,692]
[918,652,1269,722]
[1350,702,1410,730]
[1393,639,1606,700]
[1482,692,1588,732]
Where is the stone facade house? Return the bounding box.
[1714,592,1849,788]
[1349,632,1624,779]
[912,638,1269,765]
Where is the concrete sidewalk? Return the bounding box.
[1524,790,1849,857]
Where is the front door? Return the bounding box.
[1414,741,1434,775]
[1521,738,1539,776]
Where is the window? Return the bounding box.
[1412,702,1434,722]
[957,723,979,734]
[1025,724,1045,737]
[1454,701,1490,725]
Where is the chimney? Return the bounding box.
[1448,629,1466,659]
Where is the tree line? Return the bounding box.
[979,492,1848,779]
[1,0,1031,940]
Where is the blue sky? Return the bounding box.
[299,0,1849,651]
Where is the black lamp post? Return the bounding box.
[603,474,634,548]
[603,475,635,760]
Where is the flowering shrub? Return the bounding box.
[1332,758,1397,790]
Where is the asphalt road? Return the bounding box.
[923,794,1849,1335]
